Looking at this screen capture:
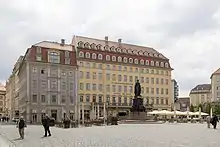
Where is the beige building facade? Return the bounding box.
[189,84,211,106]
[0,84,6,117]
[211,68,220,102]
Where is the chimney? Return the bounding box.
[61,39,65,46]
[118,38,122,43]
[105,36,108,44]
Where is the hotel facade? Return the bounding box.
[72,36,173,118]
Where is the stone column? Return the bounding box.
[97,104,100,119]
[82,103,85,125]
[91,102,94,120]
[103,103,106,124]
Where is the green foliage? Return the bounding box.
[198,104,203,112]
[214,104,220,115]
[204,103,211,114]
[190,104,194,112]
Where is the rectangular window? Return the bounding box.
[161,70,164,75]
[129,86,132,93]
[113,65,116,70]
[166,79,169,85]
[129,67,132,72]
[112,85,116,92]
[32,80,37,88]
[70,96,74,104]
[118,85,122,92]
[129,76,133,82]
[141,68,144,73]
[151,78,154,84]
[135,76,138,81]
[166,89,169,95]
[146,69,149,73]
[61,96,66,104]
[106,74,110,80]
[156,88,159,94]
[92,84,96,91]
[161,99,164,105]
[99,96,102,103]
[161,88,164,94]
[98,73,102,80]
[135,68,138,72]
[48,52,60,63]
[118,66,122,71]
[93,72,96,79]
[141,87,144,93]
[98,64,102,69]
[124,86,127,93]
[156,78,159,84]
[80,83,84,90]
[51,81,57,89]
[80,96,83,102]
[112,74,116,81]
[141,77,144,83]
[106,85,110,92]
[86,72,90,79]
[161,79,164,84]
[32,94,37,103]
[65,51,69,58]
[86,95,90,102]
[151,88,154,94]
[118,75,122,81]
[151,69,154,74]
[146,77,149,83]
[92,96,96,102]
[124,75,127,82]
[156,70,159,74]
[80,71,83,79]
[51,95,57,103]
[61,82,66,90]
[86,83,90,90]
[41,95,46,103]
[156,98,159,105]
[92,63,96,68]
[99,84,103,91]
[70,83,73,90]
[146,87,149,93]
[124,67,127,71]
[166,99,168,105]
[118,97,122,104]
[86,63,90,68]
[106,65,110,70]
[65,58,70,64]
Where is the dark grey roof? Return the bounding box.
[191,84,211,92]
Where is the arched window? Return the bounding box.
[145,60,149,65]
[110,46,116,52]
[85,52,90,58]
[106,55,110,61]
[98,54,103,60]
[161,62,164,67]
[165,63,169,68]
[79,51,84,58]
[140,59,144,65]
[156,61,159,66]
[123,57,127,63]
[129,58,133,63]
[112,56,116,61]
[134,59,138,64]
[92,53,96,59]
[78,41,84,48]
[118,56,122,62]
[151,61,154,66]
[91,43,96,49]
[84,42,90,49]
[104,45,109,51]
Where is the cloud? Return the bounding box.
[1,0,220,96]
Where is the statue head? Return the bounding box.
[136,79,139,83]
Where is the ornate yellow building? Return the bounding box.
[72,36,173,118]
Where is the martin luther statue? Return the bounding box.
[134,80,141,97]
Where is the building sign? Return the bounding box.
[111,82,133,85]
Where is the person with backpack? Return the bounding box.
[17,116,26,139]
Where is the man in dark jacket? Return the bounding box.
[17,116,26,139]
[42,114,51,137]
[211,115,219,129]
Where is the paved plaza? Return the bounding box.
[0,123,220,147]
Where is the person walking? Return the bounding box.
[17,116,26,139]
[206,115,211,128]
[42,114,51,137]
[212,115,219,129]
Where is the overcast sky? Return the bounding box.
[1,0,220,96]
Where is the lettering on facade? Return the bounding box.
[111,82,133,85]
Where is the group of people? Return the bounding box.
[17,114,52,139]
[207,115,219,129]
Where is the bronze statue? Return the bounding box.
[134,80,141,97]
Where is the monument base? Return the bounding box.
[131,97,145,112]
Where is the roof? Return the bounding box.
[34,41,73,51]
[72,35,168,59]
[0,83,6,91]
[190,84,211,93]
[211,68,220,79]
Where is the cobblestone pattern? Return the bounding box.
[0,123,220,147]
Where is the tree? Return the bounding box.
[204,103,211,114]
[198,104,203,112]
[190,104,194,112]
[214,104,220,115]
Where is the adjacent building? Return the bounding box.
[171,79,179,103]
[189,84,211,106]
[177,97,190,112]
[5,56,23,120]
[211,68,220,102]
[0,84,6,117]
[17,39,77,123]
[72,35,173,117]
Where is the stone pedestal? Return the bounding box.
[131,96,145,112]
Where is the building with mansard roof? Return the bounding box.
[72,35,173,117]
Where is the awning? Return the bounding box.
[70,110,74,113]
[41,110,46,113]
[32,110,37,113]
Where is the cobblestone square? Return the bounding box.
[1,123,220,147]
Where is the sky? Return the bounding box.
[1,0,220,96]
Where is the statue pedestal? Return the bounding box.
[131,96,145,112]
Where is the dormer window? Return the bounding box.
[92,53,97,59]
[123,49,127,54]
[84,42,90,49]
[118,56,122,62]
[110,46,116,52]
[79,51,84,57]
[78,41,84,48]
[165,63,169,68]
[134,59,138,64]
[97,44,102,50]
[117,48,121,53]
[104,45,109,51]
[129,58,133,63]
[98,54,103,60]
[123,57,127,63]
[128,49,132,54]
[154,54,158,57]
[112,56,116,61]
[139,51,143,55]
[85,52,90,58]
[36,46,41,54]
[144,52,148,56]
[91,43,96,49]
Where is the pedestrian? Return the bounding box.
[206,115,211,128]
[42,114,51,137]
[211,115,219,129]
[17,116,26,139]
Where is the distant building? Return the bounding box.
[178,97,190,112]
[0,84,6,117]
[189,84,211,106]
[171,79,179,103]
[211,68,220,102]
